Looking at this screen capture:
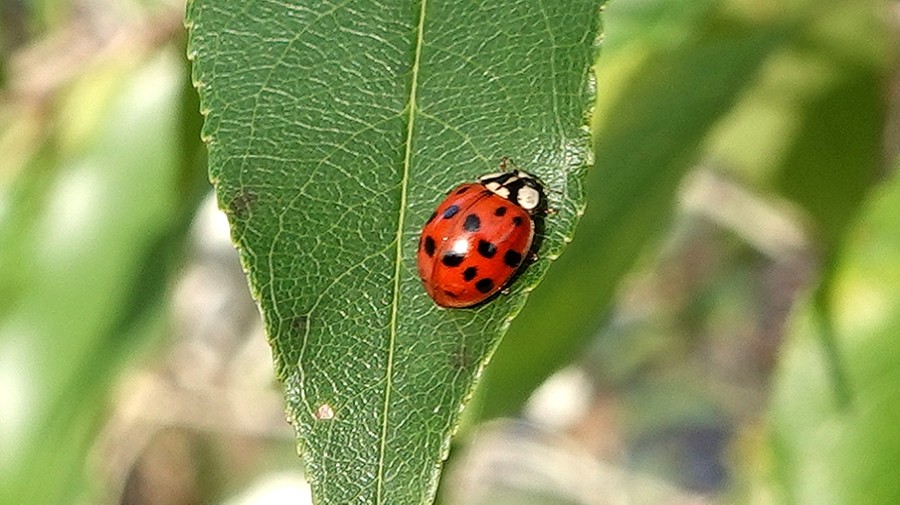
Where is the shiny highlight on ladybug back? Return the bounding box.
[417,165,545,308]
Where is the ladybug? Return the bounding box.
[417,163,545,308]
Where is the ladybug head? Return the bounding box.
[478,170,545,213]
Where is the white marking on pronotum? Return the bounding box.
[479,172,504,182]
[517,186,540,210]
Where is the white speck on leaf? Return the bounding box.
[315,404,335,420]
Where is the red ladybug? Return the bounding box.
[417,164,545,308]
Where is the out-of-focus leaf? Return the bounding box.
[595,0,721,54]
[186,1,602,503]
[478,4,785,419]
[767,166,900,505]
[0,51,205,505]
[774,0,890,257]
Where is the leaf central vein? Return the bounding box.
[378,0,428,502]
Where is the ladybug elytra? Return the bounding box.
[417,163,545,308]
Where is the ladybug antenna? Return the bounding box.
[499,156,520,173]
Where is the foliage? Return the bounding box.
[186,1,601,502]
[0,0,896,504]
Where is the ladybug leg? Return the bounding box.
[500,287,512,295]
[542,207,557,216]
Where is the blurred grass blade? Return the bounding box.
[186,1,602,503]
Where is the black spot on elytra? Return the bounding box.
[504,250,523,268]
[443,205,460,219]
[463,214,481,232]
[463,266,477,281]
[512,216,524,227]
[441,252,465,267]
[475,278,494,293]
[426,211,437,224]
[495,206,507,216]
[423,236,436,257]
[456,186,470,195]
[477,240,497,258]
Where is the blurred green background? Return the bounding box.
[0,0,897,504]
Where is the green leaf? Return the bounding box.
[477,3,786,419]
[186,1,602,503]
[774,0,890,258]
[767,167,900,505]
